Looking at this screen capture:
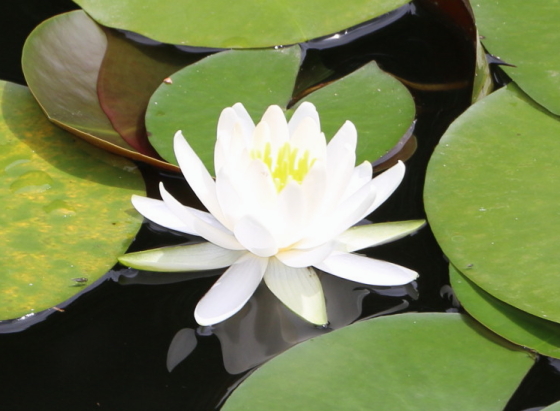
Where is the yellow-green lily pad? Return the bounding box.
[0,81,144,320]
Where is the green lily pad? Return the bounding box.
[147,47,301,169]
[222,313,533,411]
[73,0,410,48]
[473,0,560,114]
[425,83,560,323]
[451,265,560,359]
[0,80,144,320]
[146,48,415,172]
[472,33,493,102]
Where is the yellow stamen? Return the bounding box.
[251,142,316,192]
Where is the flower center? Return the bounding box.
[252,142,316,192]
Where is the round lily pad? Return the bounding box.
[425,83,560,323]
[542,402,560,411]
[222,313,533,411]
[473,0,560,114]
[0,80,144,320]
[146,47,415,173]
[22,10,181,171]
[22,11,128,149]
[451,265,560,359]
[73,0,410,48]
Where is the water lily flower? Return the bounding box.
[119,102,424,326]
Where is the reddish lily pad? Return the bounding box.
[98,28,204,157]
[22,10,181,171]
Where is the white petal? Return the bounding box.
[276,241,335,268]
[288,101,319,136]
[118,242,245,272]
[231,102,255,140]
[327,120,357,159]
[194,254,268,325]
[131,195,196,234]
[173,131,227,225]
[337,220,426,252]
[260,105,288,146]
[290,117,326,159]
[159,183,244,250]
[342,161,373,201]
[252,119,272,151]
[215,107,239,173]
[298,178,377,248]
[238,159,278,223]
[264,257,327,325]
[315,252,418,286]
[215,167,244,230]
[323,121,358,208]
[233,215,278,257]
[274,180,306,247]
[216,107,238,146]
[299,159,327,218]
[361,160,405,218]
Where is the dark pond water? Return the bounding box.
[1,1,560,410]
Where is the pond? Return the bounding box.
[1,0,560,410]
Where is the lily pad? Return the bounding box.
[424,83,560,323]
[473,0,560,114]
[22,11,127,149]
[542,402,560,411]
[146,47,415,172]
[98,28,203,158]
[73,0,410,48]
[0,80,144,320]
[222,313,533,411]
[22,10,180,171]
[451,265,560,359]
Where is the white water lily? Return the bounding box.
[119,102,424,326]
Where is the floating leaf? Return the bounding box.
[98,28,204,157]
[22,10,180,171]
[147,47,300,170]
[425,84,560,323]
[472,33,493,102]
[451,266,560,359]
[73,0,410,48]
[222,313,533,411]
[0,81,144,320]
[22,11,126,148]
[473,0,560,114]
[146,48,415,172]
[542,402,560,411]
